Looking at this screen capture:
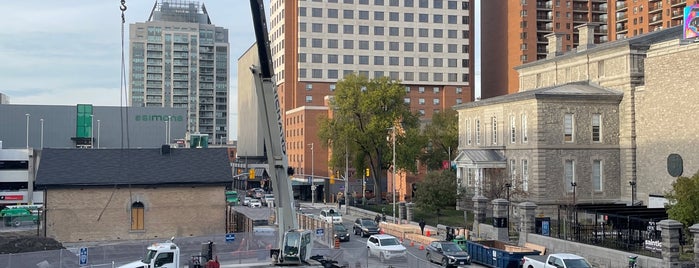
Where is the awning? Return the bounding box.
[454,149,507,169]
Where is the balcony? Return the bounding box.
[573,4,589,12]
[649,14,663,25]
[616,23,628,33]
[536,1,553,9]
[592,15,608,23]
[595,27,609,34]
[616,12,628,22]
[591,5,607,13]
[537,23,554,32]
[537,37,548,43]
[616,2,627,10]
[573,15,589,22]
[537,12,553,20]
[670,0,685,7]
[649,2,663,13]
[672,8,684,19]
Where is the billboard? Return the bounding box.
[684,4,699,39]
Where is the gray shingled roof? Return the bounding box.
[36,148,232,187]
[454,81,623,109]
[454,149,506,164]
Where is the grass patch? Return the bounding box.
[357,204,472,229]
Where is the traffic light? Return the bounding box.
[365,168,370,177]
[249,168,255,179]
[287,166,295,176]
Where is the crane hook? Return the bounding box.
[120,0,127,12]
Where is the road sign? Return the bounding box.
[308,176,312,184]
[225,233,236,243]
[79,247,88,266]
[339,186,345,191]
[316,228,324,236]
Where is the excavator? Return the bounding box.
[248,1,340,267]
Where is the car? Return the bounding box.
[366,234,406,262]
[353,218,380,237]
[249,199,262,208]
[263,194,275,206]
[333,223,350,242]
[319,208,343,224]
[242,197,252,206]
[425,241,472,267]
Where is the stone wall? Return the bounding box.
[45,186,226,243]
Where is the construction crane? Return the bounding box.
[248,0,314,265]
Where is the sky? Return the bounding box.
[0,0,481,140]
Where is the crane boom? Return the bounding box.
[248,0,311,265]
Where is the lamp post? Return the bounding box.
[629,181,636,206]
[40,119,44,148]
[167,116,172,144]
[571,181,578,239]
[505,182,511,232]
[309,143,315,205]
[25,114,30,149]
[90,115,94,148]
[97,120,101,149]
[389,126,397,224]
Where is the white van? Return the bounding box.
[319,208,343,224]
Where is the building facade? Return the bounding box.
[129,0,229,145]
[481,0,693,98]
[262,0,475,188]
[456,25,690,215]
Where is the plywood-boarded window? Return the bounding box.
[131,202,145,230]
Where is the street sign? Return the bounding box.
[339,186,345,191]
[316,228,324,236]
[79,247,88,266]
[225,233,236,243]
[308,176,312,184]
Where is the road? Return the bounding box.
[299,203,486,268]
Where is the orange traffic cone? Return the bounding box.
[425,230,431,237]
[409,240,414,247]
[419,244,425,250]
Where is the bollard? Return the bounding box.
[334,237,340,249]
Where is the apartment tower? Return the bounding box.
[481,0,693,98]
[129,0,229,144]
[269,0,476,179]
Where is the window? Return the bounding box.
[592,114,601,142]
[389,42,399,51]
[510,159,517,187]
[154,252,174,267]
[312,38,322,48]
[593,160,602,191]
[328,9,339,18]
[418,87,425,93]
[467,119,472,145]
[343,25,354,34]
[343,40,354,49]
[405,86,411,93]
[404,13,414,22]
[419,13,429,22]
[510,115,516,143]
[343,55,354,64]
[359,40,369,50]
[433,98,439,105]
[306,95,313,103]
[374,41,384,50]
[359,55,369,65]
[131,202,145,230]
[374,26,384,35]
[328,24,339,33]
[359,25,369,35]
[564,113,574,142]
[404,42,414,52]
[312,8,322,17]
[374,11,384,20]
[389,12,399,21]
[475,119,481,144]
[404,97,411,104]
[433,87,440,94]
[389,27,399,36]
[404,57,414,66]
[311,54,322,63]
[521,159,529,191]
[359,10,369,19]
[329,84,336,91]
[306,84,313,90]
[521,114,528,142]
[389,56,399,65]
[491,116,498,145]
[418,98,425,104]
[374,56,384,65]
[343,9,354,19]
[418,109,425,116]
[328,39,338,49]
[565,160,575,192]
[404,27,414,37]
[328,54,338,63]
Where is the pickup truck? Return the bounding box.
[521,253,592,268]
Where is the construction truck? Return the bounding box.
[117,239,219,268]
[248,1,340,266]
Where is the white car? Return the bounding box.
[249,199,262,208]
[319,208,343,224]
[263,194,275,206]
[366,234,407,262]
[243,197,252,206]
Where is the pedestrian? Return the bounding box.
[375,213,381,224]
[419,219,426,235]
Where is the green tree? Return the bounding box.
[318,74,421,203]
[665,171,699,227]
[419,109,459,171]
[414,170,462,213]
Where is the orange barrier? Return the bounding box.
[425,230,431,237]
[419,244,425,250]
[409,241,414,247]
[334,237,340,249]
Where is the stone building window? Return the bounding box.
[593,160,602,191]
[564,113,574,142]
[521,114,528,142]
[475,119,481,145]
[131,202,145,230]
[466,119,472,145]
[521,159,529,191]
[510,115,516,143]
[592,114,601,142]
[565,160,575,192]
[491,116,498,145]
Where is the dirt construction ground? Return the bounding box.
[0,230,64,254]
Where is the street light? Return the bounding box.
[97,120,101,149]
[505,182,512,233]
[571,181,577,239]
[389,126,397,224]
[309,143,315,205]
[90,115,94,148]
[25,113,30,149]
[40,119,44,148]
[629,181,637,206]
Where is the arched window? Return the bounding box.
[131,202,145,230]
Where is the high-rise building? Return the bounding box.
[129,0,229,144]
[268,0,476,180]
[481,0,693,98]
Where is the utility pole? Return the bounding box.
[309,143,315,205]
[344,142,349,214]
[97,120,101,149]
[25,113,30,149]
[390,126,397,224]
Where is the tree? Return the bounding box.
[665,171,699,227]
[419,109,459,171]
[318,74,421,203]
[414,170,463,213]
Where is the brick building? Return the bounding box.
[35,147,232,243]
[455,25,692,213]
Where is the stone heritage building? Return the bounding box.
[454,24,696,213]
[35,147,232,243]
